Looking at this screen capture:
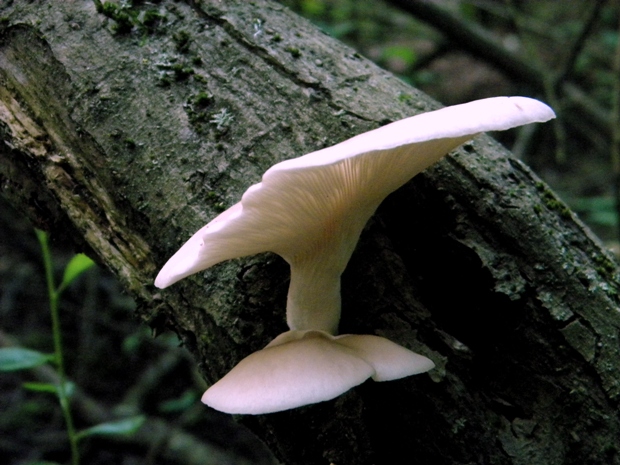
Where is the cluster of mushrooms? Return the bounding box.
[155,97,555,415]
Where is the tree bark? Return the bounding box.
[1,1,619,464]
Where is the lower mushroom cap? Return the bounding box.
[335,334,435,381]
[202,331,374,414]
[202,330,434,415]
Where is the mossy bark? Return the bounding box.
[1,1,619,464]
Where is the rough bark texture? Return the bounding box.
[1,1,619,464]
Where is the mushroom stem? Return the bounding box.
[281,137,474,333]
[286,258,342,334]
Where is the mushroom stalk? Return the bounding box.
[286,257,343,334]
[281,137,477,333]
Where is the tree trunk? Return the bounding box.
[1,1,619,464]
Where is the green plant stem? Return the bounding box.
[36,229,80,465]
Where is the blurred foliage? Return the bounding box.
[281,0,441,86]
[1,230,147,465]
[565,194,618,227]
[281,0,620,244]
[0,201,277,465]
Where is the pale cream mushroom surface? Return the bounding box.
[202,329,435,415]
[156,96,555,414]
[155,96,555,334]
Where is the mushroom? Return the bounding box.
[155,96,555,334]
[157,96,555,414]
[202,329,435,414]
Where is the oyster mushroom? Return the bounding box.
[202,329,435,414]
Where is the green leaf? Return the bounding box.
[34,228,48,243]
[158,390,197,413]
[0,348,55,371]
[77,415,146,441]
[22,380,76,398]
[22,382,59,394]
[60,253,95,290]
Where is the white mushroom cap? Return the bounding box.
[201,330,434,415]
[335,334,435,381]
[155,97,555,332]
